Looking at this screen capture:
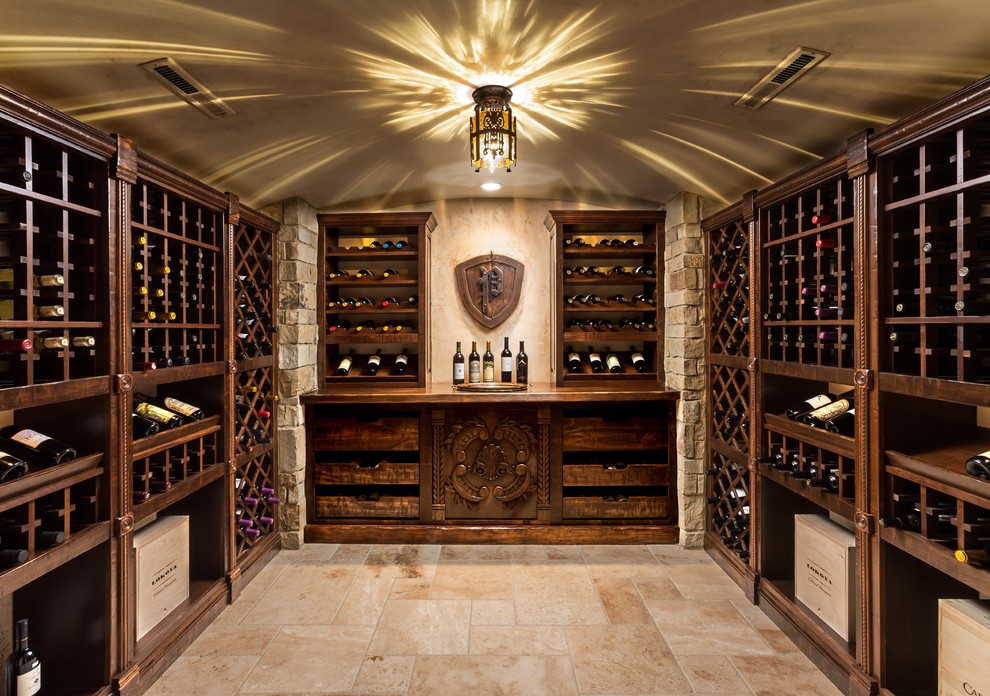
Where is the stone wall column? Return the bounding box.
[260,197,319,549]
[664,192,720,548]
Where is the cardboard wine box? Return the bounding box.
[939,598,990,696]
[793,514,857,641]
[133,515,190,640]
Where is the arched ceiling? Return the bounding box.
[2,0,989,211]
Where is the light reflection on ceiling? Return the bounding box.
[0,0,988,211]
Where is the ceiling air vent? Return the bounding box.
[734,47,830,110]
[140,57,235,119]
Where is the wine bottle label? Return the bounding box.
[17,662,41,695]
[808,398,850,421]
[454,364,465,380]
[135,402,176,424]
[163,397,199,417]
[501,357,512,372]
[368,355,381,366]
[10,428,51,449]
[395,355,409,366]
[973,450,990,459]
[483,363,495,381]
[338,357,353,372]
[469,361,480,382]
[631,352,644,362]
[804,394,832,410]
[568,352,580,362]
[606,355,620,370]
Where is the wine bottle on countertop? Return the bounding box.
[5,618,41,695]
[0,427,76,467]
[452,342,465,384]
[500,337,513,382]
[482,340,495,383]
[516,341,528,384]
[784,393,837,421]
[468,341,481,384]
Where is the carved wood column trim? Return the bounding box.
[537,408,551,522]
[431,409,445,521]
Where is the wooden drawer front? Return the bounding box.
[562,416,666,451]
[313,416,419,451]
[563,496,669,520]
[315,461,420,486]
[563,463,668,487]
[315,495,419,519]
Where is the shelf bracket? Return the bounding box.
[115,373,133,394]
[116,513,134,537]
[854,510,874,535]
[853,368,873,390]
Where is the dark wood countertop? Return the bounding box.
[301,382,679,405]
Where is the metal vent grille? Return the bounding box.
[734,47,830,110]
[140,57,235,119]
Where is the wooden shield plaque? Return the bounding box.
[455,253,524,329]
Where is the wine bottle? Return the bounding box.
[393,349,409,376]
[589,348,604,374]
[468,341,481,383]
[32,333,68,352]
[604,347,621,373]
[804,393,854,428]
[71,336,96,348]
[500,337,512,382]
[381,268,399,278]
[132,395,184,429]
[452,342,465,385]
[0,427,76,466]
[335,351,355,376]
[355,269,375,279]
[37,530,65,548]
[516,341,528,384]
[630,346,647,373]
[482,340,495,383]
[0,449,28,482]
[156,395,204,421]
[878,512,921,530]
[327,269,349,279]
[564,237,585,247]
[381,296,400,307]
[5,618,41,695]
[825,408,855,436]
[33,273,64,289]
[34,305,63,319]
[567,347,582,373]
[963,451,990,480]
[0,336,32,353]
[784,393,837,420]
[954,542,990,564]
[364,349,383,375]
[131,413,160,438]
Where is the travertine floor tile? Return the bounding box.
[471,599,516,625]
[646,600,774,656]
[431,560,515,599]
[633,576,684,600]
[272,543,340,564]
[239,625,374,693]
[440,544,515,561]
[389,576,432,600]
[678,654,751,693]
[648,544,712,565]
[513,559,608,626]
[662,561,748,601]
[145,655,259,695]
[730,653,842,695]
[368,599,472,654]
[407,655,579,696]
[352,654,416,694]
[364,544,440,580]
[334,573,395,625]
[241,563,359,625]
[185,623,280,657]
[592,576,654,624]
[470,625,569,655]
[565,624,692,694]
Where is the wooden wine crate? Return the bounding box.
[939,599,990,696]
[562,463,668,487]
[794,514,857,641]
[133,515,190,640]
[312,416,419,451]
[314,461,420,485]
[562,495,668,519]
[315,495,419,518]
[561,415,666,451]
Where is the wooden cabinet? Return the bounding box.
[318,212,434,387]
[0,84,280,693]
[303,385,678,542]
[704,75,990,696]
[545,211,665,385]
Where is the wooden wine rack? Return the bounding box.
[318,212,434,387]
[704,78,990,696]
[231,198,280,567]
[546,210,665,385]
[704,200,756,589]
[0,84,281,694]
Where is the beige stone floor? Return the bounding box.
[145,544,842,696]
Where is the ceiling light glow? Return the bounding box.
[480,182,502,191]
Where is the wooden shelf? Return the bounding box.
[880,526,990,596]
[763,413,856,459]
[562,495,669,520]
[132,463,225,523]
[132,415,222,459]
[761,465,856,521]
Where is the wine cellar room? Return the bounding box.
[1,1,990,695]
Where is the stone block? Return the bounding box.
[664,191,702,229]
[667,236,703,259]
[278,402,305,428]
[278,430,307,473]
[680,529,705,548]
[278,196,318,230]
[279,366,317,398]
[278,259,318,284]
[680,493,705,532]
[278,324,319,346]
[283,240,319,266]
[279,343,318,371]
[279,308,316,326]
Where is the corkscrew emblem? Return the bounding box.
[455,252,525,328]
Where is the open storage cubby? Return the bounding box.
[545,210,665,385]
[560,406,673,523]
[318,212,434,388]
[704,200,756,589]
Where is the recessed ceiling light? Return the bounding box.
[480,182,502,191]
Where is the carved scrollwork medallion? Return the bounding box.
[443,415,536,510]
